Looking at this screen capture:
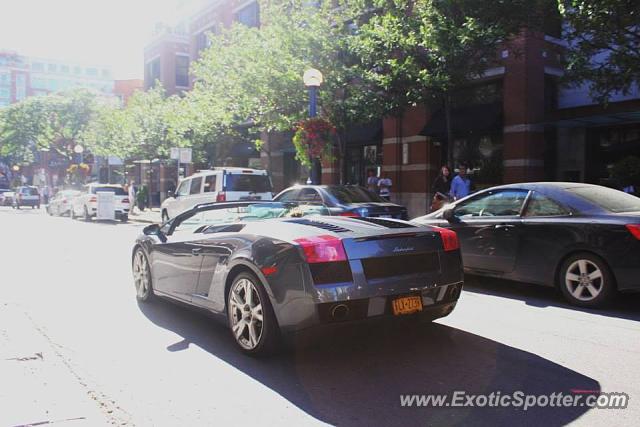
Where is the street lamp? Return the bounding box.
[74,144,84,164]
[303,68,323,184]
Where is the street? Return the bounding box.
[1,206,639,427]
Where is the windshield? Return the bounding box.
[172,202,328,234]
[20,187,39,195]
[91,186,127,196]
[327,186,386,203]
[567,186,640,213]
[224,174,272,193]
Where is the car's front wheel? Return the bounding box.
[227,272,279,356]
[559,253,615,308]
[132,248,154,302]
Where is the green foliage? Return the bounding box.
[559,0,640,103]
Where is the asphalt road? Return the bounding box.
[1,206,639,427]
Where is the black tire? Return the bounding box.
[162,210,169,223]
[132,248,155,303]
[558,252,615,308]
[226,271,280,356]
[120,214,128,223]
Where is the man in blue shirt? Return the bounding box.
[450,163,472,200]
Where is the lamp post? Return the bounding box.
[303,68,323,185]
[74,144,84,164]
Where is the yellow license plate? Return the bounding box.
[392,296,423,315]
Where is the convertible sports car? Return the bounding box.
[413,182,640,308]
[132,201,463,355]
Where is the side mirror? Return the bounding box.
[143,223,167,242]
[442,207,456,222]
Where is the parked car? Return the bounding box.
[71,184,130,222]
[133,201,463,355]
[161,167,273,222]
[0,189,14,206]
[413,182,640,308]
[273,185,408,219]
[46,190,80,217]
[13,186,40,209]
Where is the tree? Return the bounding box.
[559,0,640,103]
[190,0,378,180]
[345,0,544,166]
[0,89,100,163]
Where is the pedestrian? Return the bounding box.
[623,183,636,196]
[42,185,50,205]
[431,165,452,212]
[366,169,379,194]
[128,180,136,214]
[378,173,393,201]
[450,163,472,200]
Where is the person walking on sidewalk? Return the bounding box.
[450,163,472,201]
[431,165,452,212]
[378,173,393,201]
[127,180,136,214]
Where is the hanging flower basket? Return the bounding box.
[67,163,90,185]
[292,117,336,167]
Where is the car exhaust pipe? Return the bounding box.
[331,304,350,321]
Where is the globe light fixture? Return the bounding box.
[303,68,323,87]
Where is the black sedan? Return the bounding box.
[133,201,463,355]
[413,182,640,308]
[273,185,408,219]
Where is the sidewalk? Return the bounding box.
[128,207,161,224]
[0,304,110,427]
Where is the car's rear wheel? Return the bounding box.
[227,272,279,356]
[132,248,154,302]
[559,253,614,308]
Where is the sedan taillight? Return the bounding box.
[294,235,347,263]
[122,198,129,204]
[626,224,640,240]
[339,211,360,218]
[89,196,97,202]
[434,227,459,252]
[216,192,226,202]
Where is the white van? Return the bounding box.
[161,167,273,221]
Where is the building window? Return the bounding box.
[48,63,58,73]
[74,66,82,75]
[60,65,69,74]
[86,68,98,77]
[175,55,189,87]
[32,62,44,72]
[453,134,503,189]
[102,69,110,78]
[147,58,161,87]
[0,72,9,86]
[235,1,260,27]
[196,27,215,53]
[0,87,10,98]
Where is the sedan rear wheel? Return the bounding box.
[560,253,614,308]
[227,272,279,355]
[133,249,154,302]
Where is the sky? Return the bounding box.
[0,0,196,79]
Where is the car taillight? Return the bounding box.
[294,235,347,263]
[216,192,226,202]
[626,224,640,240]
[339,211,360,218]
[62,199,67,204]
[89,196,97,202]
[434,227,459,251]
[122,198,129,203]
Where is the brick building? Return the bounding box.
[142,2,640,216]
[114,79,143,105]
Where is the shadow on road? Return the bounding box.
[139,299,599,427]
[464,275,640,322]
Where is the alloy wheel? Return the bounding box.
[229,278,264,350]
[133,250,151,300]
[565,259,604,302]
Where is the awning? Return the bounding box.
[229,142,259,157]
[343,121,382,146]
[543,110,640,128]
[420,103,503,138]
